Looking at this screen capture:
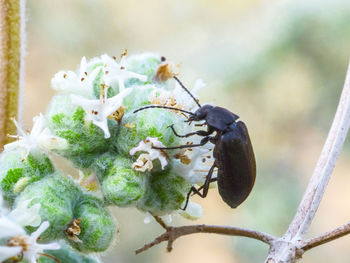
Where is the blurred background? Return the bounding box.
[24,0,350,262]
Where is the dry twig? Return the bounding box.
[301,221,350,251]
[136,216,276,254]
[264,62,350,262]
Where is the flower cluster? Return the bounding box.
[0,194,60,263]
[0,51,215,259]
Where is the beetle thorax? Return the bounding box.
[192,104,214,121]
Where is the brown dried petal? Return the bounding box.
[154,62,179,82]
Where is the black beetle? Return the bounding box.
[133,76,256,209]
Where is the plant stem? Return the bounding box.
[285,61,350,240]
[264,62,350,262]
[301,222,350,251]
[135,223,276,254]
[0,0,26,149]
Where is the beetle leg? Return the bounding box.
[153,135,214,150]
[182,164,217,210]
[195,177,217,193]
[167,124,211,138]
[181,186,200,211]
[194,122,207,127]
[189,177,217,198]
[191,164,216,197]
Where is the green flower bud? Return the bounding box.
[68,195,116,252]
[96,156,144,206]
[90,153,115,181]
[46,95,114,168]
[114,109,182,157]
[122,85,155,111]
[125,53,161,84]
[0,149,54,202]
[137,168,191,214]
[15,173,81,240]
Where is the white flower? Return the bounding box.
[0,195,59,262]
[173,144,215,185]
[0,192,41,229]
[0,216,25,238]
[8,199,41,227]
[178,201,203,220]
[0,212,59,263]
[4,114,68,156]
[10,221,60,263]
[37,127,68,152]
[143,202,203,224]
[52,54,148,96]
[51,56,101,97]
[101,54,147,91]
[23,222,61,263]
[143,212,152,224]
[71,87,132,138]
[0,246,22,262]
[130,137,168,171]
[132,154,154,172]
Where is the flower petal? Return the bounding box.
[30,221,49,241]
[71,88,132,138]
[0,216,25,238]
[179,201,203,220]
[8,200,41,227]
[0,246,22,262]
[130,137,168,171]
[36,242,61,251]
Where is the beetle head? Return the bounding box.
[188,104,214,121]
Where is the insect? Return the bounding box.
[133,76,256,210]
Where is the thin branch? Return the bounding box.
[301,222,350,252]
[135,223,276,254]
[152,215,170,230]
[284,62,350,241]
[264,63,350,262]
[136,231,169,254]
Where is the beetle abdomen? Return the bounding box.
[215,121,256,208]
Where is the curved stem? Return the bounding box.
[264,63,350,262]
[135,222,276,254]
[285,62,350,241]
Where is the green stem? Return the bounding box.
[0,0,25,148]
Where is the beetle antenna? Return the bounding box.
[173,76,201,108]
[133,105,195,115]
